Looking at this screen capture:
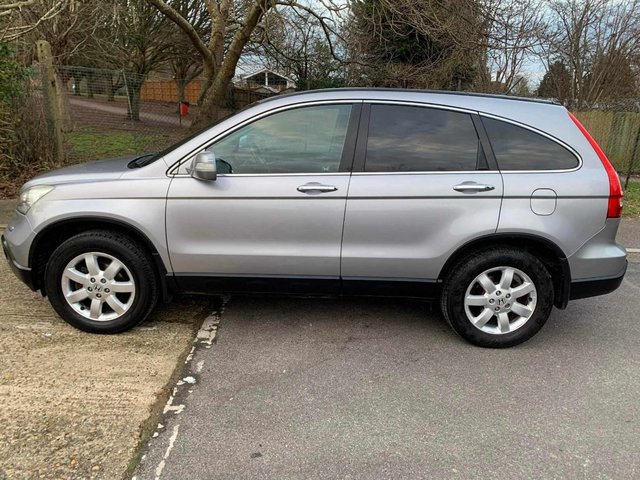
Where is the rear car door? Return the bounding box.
[341,102,504,296]
[166,102,359,294]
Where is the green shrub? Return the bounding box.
[0,43,56,198]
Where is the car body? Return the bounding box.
[2,89,627,347]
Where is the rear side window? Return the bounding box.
[482,117,579,170]
[364,105,482,172]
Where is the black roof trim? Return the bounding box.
[257,87,561,106]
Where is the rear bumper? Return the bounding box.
[2,234,36,291]
[569,261,627,300]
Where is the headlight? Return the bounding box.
[16,185,54,214]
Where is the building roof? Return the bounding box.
[236,68,296,86]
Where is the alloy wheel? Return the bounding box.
[463,266,537,335]
[60,252,136,321]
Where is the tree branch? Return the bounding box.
[144,0,215,69]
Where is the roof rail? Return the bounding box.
[257,87,561,106]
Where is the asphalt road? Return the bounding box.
[135,256,640,480]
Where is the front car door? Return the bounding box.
[166,102,360,294]
[341,102,504,297]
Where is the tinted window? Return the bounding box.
[207,104,352,174]
[364,105,481,172]
[483,117,579,170]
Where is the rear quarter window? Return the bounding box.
[482,116,579,171]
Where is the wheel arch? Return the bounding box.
[438,233,571,309]
[29,217,170,299]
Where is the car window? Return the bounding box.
[364,105,481,172]
[207,104,352,174]
[482,117,579,170]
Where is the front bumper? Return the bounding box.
[569,261,627,300]
[2,234,36,290]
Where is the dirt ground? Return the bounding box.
[0,250,210,479]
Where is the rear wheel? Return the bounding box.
[45,230,159,333]
[441,248,554,348]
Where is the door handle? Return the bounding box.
[297,183,338,193]
[453,183,495,193]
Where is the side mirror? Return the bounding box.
[189,151,217,181]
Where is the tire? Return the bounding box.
[45,230,159,334]
[440,248,554,348]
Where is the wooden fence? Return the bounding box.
[140,79,202,104]
[573,110,640,173]
[140,80,274,109]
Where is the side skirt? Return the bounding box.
[171,275,440,299]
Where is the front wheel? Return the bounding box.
[45,230,159,333]
[440,248,554,348]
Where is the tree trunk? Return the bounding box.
[149,0,273,128]
[176,78,187,104]
[125,76,144,121]
[87,72,95,99]
[192,73,228,129]
[175,77,189,114]
[107,74,115,101]
[197,62,214,106]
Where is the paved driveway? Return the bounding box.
[135,255,640,479]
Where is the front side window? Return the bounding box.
[364,105,481,172]
[482,117,579,170]
[207,104,352,174]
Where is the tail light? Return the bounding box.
[569,112,622,218]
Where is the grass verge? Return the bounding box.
[623,180,640,218]
[67,130,164,162]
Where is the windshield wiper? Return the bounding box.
[127,153,155,169]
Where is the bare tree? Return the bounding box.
[0,0,67,41]
[86,0,177,120]
[145,0,347,127]
[253,7,346,90]
[166,0,210,104]
[348,0,548,93]
[8,0,105,64]
[540,0,640,108]
[476,0,547,93]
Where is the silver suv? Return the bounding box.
[2,89,627,347]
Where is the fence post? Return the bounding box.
[36,40,65,163]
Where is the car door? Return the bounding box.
[166,102,360,294]
[341,102,503,297]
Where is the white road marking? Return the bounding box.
[136,300,228,478]
[196,295,229,348]
[154,424,180,480]
[627,248,640,253]
[162,386,185,415]
[196,316,220,346]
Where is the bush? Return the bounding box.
[0,43,56,198]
